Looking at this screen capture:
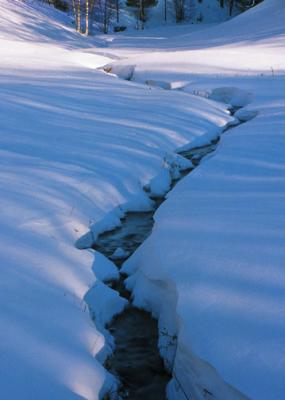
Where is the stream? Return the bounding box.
[92,137,223,399]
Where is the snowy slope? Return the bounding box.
[101,0,284,76]
[110,1,285,399]
[0,1,234,399]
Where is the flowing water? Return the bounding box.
[92,140,220,400]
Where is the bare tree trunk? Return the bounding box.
[220,0,224,7]
[103,0,108,33]
[90,0,96,32]
[175,0,184,22]
[116,0,119,23]
[86,0,89,35]
[77,0,81,32]
[139,0,144,29]
[72,0,76,16]
[229,0,234,16]
[164,0,167,21]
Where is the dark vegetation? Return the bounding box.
[42,0,264,36]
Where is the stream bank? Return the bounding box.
[91,136,224,399]
[85,64,255,400]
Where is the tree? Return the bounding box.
[85,0,90,34]
[225,0,264,15]
[229,0,234,15]
[173,0,185,22]
[236,0,264,12]
[116,0,120,23]
[73,0,82,32]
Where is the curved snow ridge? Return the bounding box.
[101,64,191,93]
[99,65,256,131]
[75,151,197,396]
[144,153,194,198]
[75,191,154,249]
[74,84,249,398]
[84,277,128,360]
[72,252,128,397]
[103,64,256,115]
[121,223,250,400]
[120,98,285,400]
[75,152,194,249]
[120,103,259,400]
[124,245,245,400]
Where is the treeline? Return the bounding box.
[43,0,264,34]
[222,0,264,16]
[72,0,122,34]
[44,0,123,33]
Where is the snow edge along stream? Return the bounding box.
[74,78,255,398]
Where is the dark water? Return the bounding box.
[88,103,249,399]
[106,308,170,400]
[178,140,218,167]
[93,141,218,266]
[93,211,156,265]
[92,140,220,399]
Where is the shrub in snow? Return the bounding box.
[47,0,69,12]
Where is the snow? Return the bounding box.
[85,281,127,329]
[125,97,285,400]
[234,108,259,122]
[209,87,253,108]
[91,252,120,281]
[0,1,234,399]
[116,1,285,399]
[1,0,285,399]
[110,247,130,260]
[146,167,172,198]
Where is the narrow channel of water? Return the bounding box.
[92,139,220,400]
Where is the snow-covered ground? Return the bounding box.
[103,1,285,399]
[0,1,235,399]
[1,0,284,399]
